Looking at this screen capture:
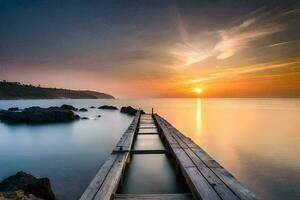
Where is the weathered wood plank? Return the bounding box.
[184,148,206,168]
[173,148,195,168]
[183,149,239,200]
[138,132,159,135]
[172,134,189,149]
[212,168,261,200]
[198,167,239,200]
[138,128,158,133]
[139,126,157,129]
[79,154,118,200]
[114,193,194,200]
[184,167,221,200]
[164,134,179,145]
[93,153,129,200]
[190,147,222,168]
[131,149,168,154]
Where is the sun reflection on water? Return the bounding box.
[195,98,203,133]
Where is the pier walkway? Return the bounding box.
[80,111,260,200]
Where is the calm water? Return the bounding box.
[0,99,299,200]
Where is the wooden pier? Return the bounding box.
[80,111,260,200]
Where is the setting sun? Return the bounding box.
[194,87,203,94]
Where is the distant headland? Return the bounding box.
[0,81,114,99]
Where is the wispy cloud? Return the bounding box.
[267,41,290,48]
[170,10,285,68]
[214,17,283,59]
[169,11,215,67]
[179,58,300,85]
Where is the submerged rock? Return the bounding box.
[60,104,77,111]
[98,105,118,110]
[81,117,89,120]
[8,107,19,111]
[120,106,145,116]
[0,171,55,200]
[79,108,88,112]
[96,115,101,118]
[90,106,96,109]
[0,107,78,124]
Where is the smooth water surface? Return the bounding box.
[117,154,189,194]
[133,135,165,150]
[0,98,299,200]
[0,100,133,200]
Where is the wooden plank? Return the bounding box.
[181,138,198,148]
[169,143,181,149]
[79,154,118,200]
[122,134,134,148]
[172,134,189,149]
[191,147,222,168]
[138,128,158,133]
[212,168,261,200]
[139,126,157,129]
[198,167,239,200]
[131,149,168,154]
[138,132,159,135]
[184,148,206,168]
[183,149,239,200]
[140,119,154,122]
[93,153,129,200]
[140,118,153,121]
[114,193,194,200]
[173,148,195,168]
[164,134,178,145]
[184,167,221,200]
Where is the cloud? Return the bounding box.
[267,41,290,48]
[179,58,300,85]
[169,11,215,67]
[214,17,284,59]
[170,10,285,69]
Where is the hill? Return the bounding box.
[0,81,114,99]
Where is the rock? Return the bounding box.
[0,107,78,124]
[120,106,145,116]
[0,190,42,200]
[81,117,89,120]
[0,111,26,123]
[60,104,77,111]
[96,115,101,118]
[7,107,19,111]
[0,171,55,200]
[98,105,118,110]
[79,108,88,112]
[90,106,96,109]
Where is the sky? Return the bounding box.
[0,0,300,98]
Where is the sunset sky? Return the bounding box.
[0,0,300,98]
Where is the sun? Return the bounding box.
[194,87,203,94]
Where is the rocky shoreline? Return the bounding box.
[0,104,144,124]
[0,105,79,124]
[0,104,145,199]
[0,172,55,200]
